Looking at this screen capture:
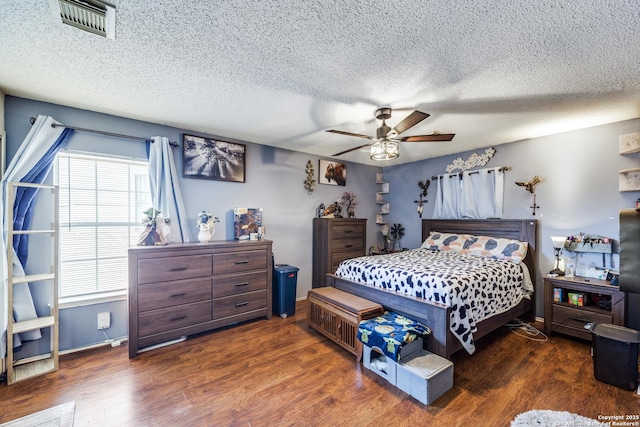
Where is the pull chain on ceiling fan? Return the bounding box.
[326,107,455,160]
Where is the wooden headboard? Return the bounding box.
[421,219,537,281]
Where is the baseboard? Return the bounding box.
[59,338,128,356]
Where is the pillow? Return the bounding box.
[466,235,528,264]
[422,231,528,263]
[421,231,473,253]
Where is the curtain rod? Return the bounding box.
[29,117,178,147]
[431,166,510,180]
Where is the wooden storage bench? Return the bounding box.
[307,287,384,362]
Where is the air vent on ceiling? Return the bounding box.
[50,0,115,39]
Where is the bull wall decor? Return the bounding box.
[318,159,347,186]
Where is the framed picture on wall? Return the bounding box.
[182,134,246,182]
[318,159,346,186]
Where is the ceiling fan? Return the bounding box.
[326,107,455,160]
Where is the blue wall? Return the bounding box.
[381,119,640,329]
[5,96,380,352]
[5,95,640,354]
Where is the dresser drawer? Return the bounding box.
[138,277,212,312]
[213,250,267,275]
[138,301,212,337]
[331,224,364,239]
[214,271,267,298]
[138,254,212,285]
[331,238,364,253]
[552,304,612,329]
[213,290,267,319]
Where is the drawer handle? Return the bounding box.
[235,302,249,307]
[235,260,249,265]
[235,282,249,287]
[169,267,188,272]
[344,244,353,248]
[170,315,187,321]
[170,292,187,298]
[343,230,353,233]
[570,316,593,324]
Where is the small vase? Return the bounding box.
[348,208,355,218]
[197,228,212,243]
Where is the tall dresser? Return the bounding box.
[312,218,367,288]
[128,240,272,358]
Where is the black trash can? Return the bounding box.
[590,323,640,390]
[272,264,299,318]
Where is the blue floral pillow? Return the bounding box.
[422,231,528,263]
[421,232,472,253]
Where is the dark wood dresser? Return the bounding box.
[128,240,272,357]
[312,218,366,288]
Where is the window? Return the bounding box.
[56,151,151,300]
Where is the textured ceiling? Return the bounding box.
[1,0,640,166]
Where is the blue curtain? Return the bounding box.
[12,128,73,265]
[146,137,191,242]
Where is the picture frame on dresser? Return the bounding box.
[233,207,263,240]
[182,134,246,182]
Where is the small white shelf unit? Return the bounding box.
[619,132,640,192]
[6,181,59,384]
[619,168,640,192]
[376,173,389,225]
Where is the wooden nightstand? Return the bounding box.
[543,275,627,340]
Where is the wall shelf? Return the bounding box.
[619,131,640,154]
[619,168,640,192]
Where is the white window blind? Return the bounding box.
[56,151,151,299]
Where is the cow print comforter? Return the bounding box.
[334,248,533,354]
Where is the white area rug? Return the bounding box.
[512,410,606,426]
[0,402,75,427]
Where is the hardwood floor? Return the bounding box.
[1,300,638,426]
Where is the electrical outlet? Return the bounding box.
[97,312,110,330]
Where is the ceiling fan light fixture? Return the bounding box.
[370,139,399,161]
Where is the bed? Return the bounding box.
[325,219,537,359]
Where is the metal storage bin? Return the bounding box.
[590,323,640,390]
[272,264,299,318]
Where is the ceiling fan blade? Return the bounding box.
[396,133,455,142]
[333,143,372,157]
[390,111,430,136]
[326,129,373,140]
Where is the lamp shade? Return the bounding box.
[550,236,567,249]
[370,139,399,161]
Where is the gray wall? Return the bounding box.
[382,118,640,329]
[5,96,380,352]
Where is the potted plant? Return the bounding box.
[338,191,359,218]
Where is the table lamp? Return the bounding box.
[550,236,567,275]
[381,224,390,252]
